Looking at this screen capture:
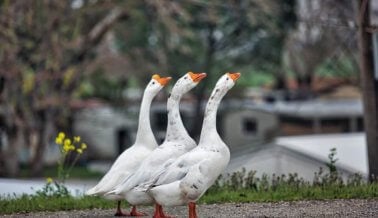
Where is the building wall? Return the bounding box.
[221,109,278,150]
[74,107,136,159]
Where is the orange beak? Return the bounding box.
[188,72,207,83]
[151,74,172,86]
[227,72,241,81]
[157,76,172,86]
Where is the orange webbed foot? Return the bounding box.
[152,204,175,218]
[129,206,147,216]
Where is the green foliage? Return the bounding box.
[236,69,275,87]
[316,56,359,78]
[79,70,128,101]
[111,0,297,85]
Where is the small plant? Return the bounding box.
[35,177,70,198]
[326,147,343,185]
[38,132,88,197]
[55,132,87,182]
[313,148,347,186]
[326,147,338,173]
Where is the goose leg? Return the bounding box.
[188,202,197,218]
[153,203,174,218]
[129,205,147,216]
[153,204,162,218]
[114,201,129,216]
[159,204,174,218]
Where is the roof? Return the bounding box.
[273,99,363,118]
[276,133,368,175]
[214,98,363,119]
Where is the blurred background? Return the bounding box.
[0,0,376,194]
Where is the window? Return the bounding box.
[116,128,131,155]
[154,111,167,131]
[243,118,257,134]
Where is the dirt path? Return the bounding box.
[2,199,377,217]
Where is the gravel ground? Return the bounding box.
[2,199,377,217]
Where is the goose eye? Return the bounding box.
[226,77,229,80]
[152,81,155,85]
[184,77,187,79]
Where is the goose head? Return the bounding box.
[145,74,172,94]
[213,72,241,93]
[171,72,207,95]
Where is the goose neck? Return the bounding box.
[165,93,191,142]
[134,91,158,148]
[199,87,227,142]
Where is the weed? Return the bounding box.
[37,132,88,197]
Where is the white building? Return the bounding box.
[226,133,368,181]
[74,106,136,159]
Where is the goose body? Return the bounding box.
[108,72,207,207]
[86,74,171,216]
[145,73,240,217]
[148,143,230,206]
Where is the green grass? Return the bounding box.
[201,183,378,204]
[0,195,114,215]
[1,181,377,215]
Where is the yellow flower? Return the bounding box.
[55,137,63,145]
[58,132,65,139]
[80,143,87,150]
[77,148,83,154]
[64,139,71,146]
[74,136,81,143]
[63,143,73,153]
[46,177,53,184]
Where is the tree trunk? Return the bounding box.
[31,109,56,176]
[3,125,23,177]
[357,0,378,181]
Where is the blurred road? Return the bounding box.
[1,199,377,217]
[0,178,96,198]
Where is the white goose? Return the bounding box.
[144,72,240,218]
[85,74,171,216]
[108,72,207,217]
